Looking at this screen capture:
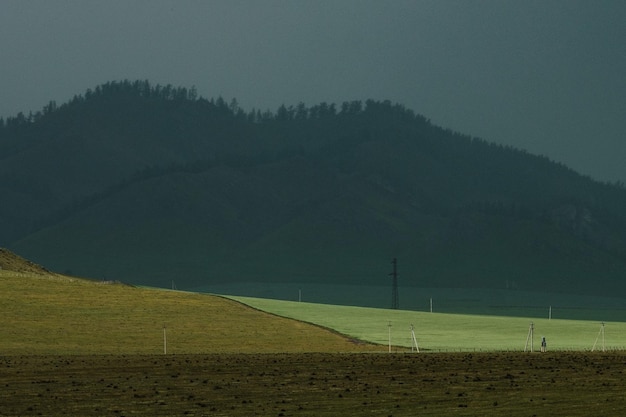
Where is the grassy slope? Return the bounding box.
[0,247,50,274]
[229,296,626,351]
[0,271,379,355]
[2,262,624,355]
[3,249,626,415]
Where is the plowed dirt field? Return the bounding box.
[1,352,624,416]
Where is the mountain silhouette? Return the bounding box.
[2,80,626,297]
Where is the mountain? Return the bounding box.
[2,80,626,297]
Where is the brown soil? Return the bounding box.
[1,352,624,416]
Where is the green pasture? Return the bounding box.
[228,296,626,352]
[200,282,626,321]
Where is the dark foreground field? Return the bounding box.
[1,352,625,416]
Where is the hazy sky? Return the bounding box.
[1,0,625,183]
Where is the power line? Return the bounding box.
[389,257,399,309]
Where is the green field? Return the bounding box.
[3,266,623,354]
[3,268,626,415]
[199,281,626,321]
[228,296,626,352]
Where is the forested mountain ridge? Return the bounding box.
[2,80,626,296]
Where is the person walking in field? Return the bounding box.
[541,337,547,353]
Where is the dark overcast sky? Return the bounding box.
[1,0,625,183]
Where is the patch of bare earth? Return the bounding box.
[1,352,625,416]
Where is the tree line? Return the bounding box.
[0,79,431,130]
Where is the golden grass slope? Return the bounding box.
[0,270,378,355]
[0,247,50,274]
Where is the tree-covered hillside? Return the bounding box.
[2,80,626,296]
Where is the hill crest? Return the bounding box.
[0,248,50,275]
[2,80,626,297]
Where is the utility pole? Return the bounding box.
[163,324,167,354]
[524,322,534,352]
[389,258,399,309]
